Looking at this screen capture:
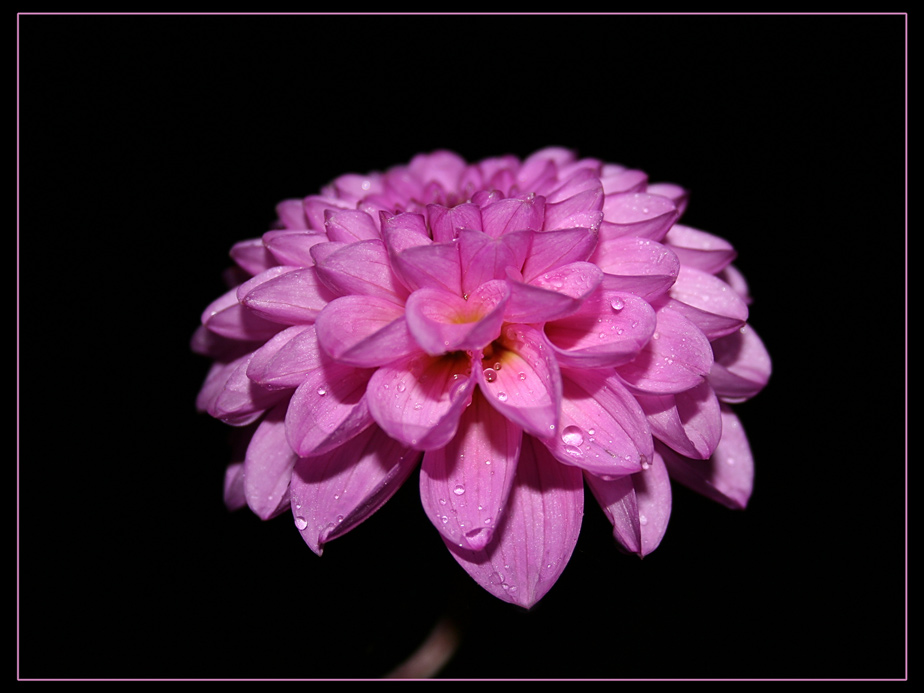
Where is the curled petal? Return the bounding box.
[420,389,522,550]
[289,426,420,555]
[545,289,657,368]
[477,324,562,438]
[637,380,722,460]
[664,266,749,339]
[427,202,483,243]
[390,241,462,295]
[585,449,672,557]
[262,229,329,267]
[660,407,754,509]
[230,238,275,276]
[520,227,598,282]
[405,282,508,356]
[201,287,283,342]
[208,352,287,426]
[314,239,408,301]
[458,228,530,296]
[323,209,381,243]
[480,195,545,237]
[664,224,737,275]
[616,306,713,395]
[314,295,417,368]
[444,435,584,608]
[246,324,317,390]
[240,266,337,325]
[600,191,679,241]
[367,352,475,450]
[708,324,772,403]
[243,400,297,520]
[595,236,681,301]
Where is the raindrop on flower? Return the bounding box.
[611,297,625,311]
[294,516,308,530]
[518,372,527,380]
[483,368,497,383]
[396,382,406,393]
[316,386,327,396]
[497,391,508,402]
[639,514,649,526]
[453,485,465,495]
[561,425,584,447]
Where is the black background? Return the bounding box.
[18,12,907,680]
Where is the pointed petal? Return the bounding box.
[314,295,417,367]
[427,202,483,243]
[616,306,713,395]
[504,262,603,324]
[595,236,681,301]
[458,228,530,296]
[420,390,522,550]
[240,266,337,325]
[444,435,584,608]
[323,209,381,243]
[545,289,657,368]
[284,358,375,457]
[547,369,653,477]
[201,287,282,342]
[585,449,672,557]
[638,380,722,460]
[480,195,545,237]
[246,324,317,390]
[289,426,420,555]
[223,462,247,511]
[274,198,309,230]
[660,406,754,509]
[381,211,431,249]
[709,324,772,403]
[230,238,274,276]
[390,241,462,295]
[262,229,329,267]
[645,182,689,217]
[601,166,648,194]
[664,224,737,274]
[542,186,605,231]
[209,352,286,426]
[314,239,409,301]
[302,194,353,231]
[367,352,475,450]
[477,324,562,438]
[520,227,598,282]
[243,401,298,519]
[665,266,749,339]
[404,282,508,356]
[600,191,679,241]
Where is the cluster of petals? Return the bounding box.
[192,147,771,608]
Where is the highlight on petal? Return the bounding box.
[420,389,522,550]
[289,426,420,555]
[243,400,298,520]
[585,449,672,557]
[708,324,772,403]
[314,295,417,368]
[366,351,475,450]
[444,434,584,608]
[659,406,754,509]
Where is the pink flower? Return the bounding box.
[193,148,771,608]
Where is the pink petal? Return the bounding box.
[585,449,672,557]
[664,266,749,339]
[543,186,605,231]
[366,352,475,450]
[545,289,657,368]
[444,434,584,608]
[420,390,522,550]
[223,461,247,511]
[708,324,772,403]
[262,229,329,267]
[209,352,287,426]
[408,150,468,192]
[243,400,298,520]
[594,236,681,301]
[201,287,283,342]
[601,166,648,194]
[660,406,754,509]
[284,358,375,457]
[246,324,318,390]
[480,195,545,238]
[314,295,417,368]
[404,282,508,356]
[426,202,483,243]
[664,224,737,274]
[637,380,722,460]
[520,227,598,282]
[314,239,409,301]
[240,266,337,325]
[504,262,603,324]
[600,192,679,241]
[322,209,381,243]
[390,241,462,295]
[289,426,420,555]
[616,306,713,395]
[230,238,275,276]
[544,169,603,204]
[274,198,309,230]
[458,228,530,296]
[476,324,562,438]
[547,369,652,477]
[303,194,353,231]
[644,182,689,217]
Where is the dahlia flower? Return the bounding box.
[193,147,770,608]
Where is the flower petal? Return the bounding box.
[246,324,317,390]
[637,380,722,460]
[594,236,681,301]
[289,426,420,555]
[314,239,408,301]
[664,224,737,274]
[390,241,462,296]
[426,202,483,243]
[230,238,275,276]
[209,352,287,426]
[322,209,381,243]
[542,186,605,231]
[444,434,584,608]
[240,266,337,325]
[545,289,657,368]
[201,287,282,342]
[585,449,672,557]
[616,306,713,394]
[262,229,329,267]
[458,228,530,296]
[243,401,298,520]
[664,265,749,339]
[223,461,247,511]
[314,295,417,367]
[367,351,475,450]
[546,369,652,477]
[708,324,772,403]
[477,324,562,438]
[660,406,754,509]
[520,227,598,282]
[480,195,545,237]
[420,390,522,550]
[600,191,679,241]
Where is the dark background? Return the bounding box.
[18,13,907,680]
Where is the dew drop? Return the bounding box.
[396,382,407,393]
[493,362,502,371]
[483,368,498,383]
[413,402,422,410]
[652,331,660,340]
[441,515,449,524]
[316,386,327,396]
[294,516,308,530]
[561,425,584,447]
[588,428,595,436]
[336,515,344,524]
[639,514,649,526]
[484,518,492,524]
[563,445,583,457]
[640,455,651,470]
[497,391,508,402]
[611,297,625,311]
[518,371,527,380]
[439,498,447,505]
[453,485,466,496]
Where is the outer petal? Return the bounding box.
[708,324,772,403]
[545,369,652,478]
[616,306,713,395]
[664,265,749,340]
[323,209,381,243]
[637,380,723,460]
[420,389,522,550]
[240,266,337,325]
[444,435,584,608]
[366,352,475,450]
[208,352,286,426]
[263,229,329,267]
[289,426,420,555]
[663,224,737,275]
[426,202,483,243]
[201,287,283,342]
[314,239,409,301]
[660,406,754,509]
[230,238,275,276]
[585,449,672,557]
[542,187,605,231]
[223,461,247,512]
[477,324,562,439]
[600,191,679,241]
[314,295,418,368]
[243,400,298,520]
[246,324,318,390]
[594,236,681,301]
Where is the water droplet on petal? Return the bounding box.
[652,332,660,340]
[518,371,527,380]
[561,425,584,447]
[493,362,502,371]
[640,455,651,470]
[639,514,649,526]
[497,391,508,402]
[396,382,406,393]
[294,516,308,530]
[483,368,497,383]
[441,515,449,523]
[453,485,465,496]
[611,297,625,311]
[316,387,327,396]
